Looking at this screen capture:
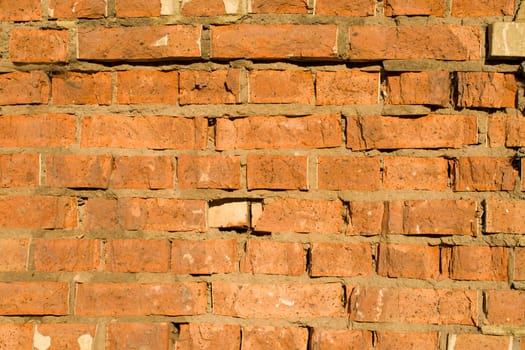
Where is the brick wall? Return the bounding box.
[0,0,524,349]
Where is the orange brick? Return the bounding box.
[348,25,481,60]
[485,290,525,325]
[457,72,517,108]
[316,71,379,105]
[347,201,384,235]
[75,282,207,316]
[318,156,380,190]
[0,71,50,105]
[455,157,517,191]
[49,0,106,18]
[0,324,32,349]
[488,113,525,148]
[115,0,160,17]
[77,25,201,61]
[240,239,305,276]
[0,154,39,188]
[447,246,507,281]
[52,72,111,105]
[181,0,234,15]
[486,199,525,234]
[386,71,450,106]
[384,0,445,16]
[0,0,41,20]
[34,239,101,272]
[81,115,207,150]
[241,325,308,349]
[377,244,440,279]
[175,323,240,350]
[347,115,478,150]
[46,154,112,189]
[116,70,178,104]
[112,156,174,189]
[315,0,375,16]
[0,239,29,271]
[0,282,68,315]
[515,247,525,280]
[106,323,170,350]
[377,332,439,350]
[452,0,514,16]
[0,114,76,147]
[348,286,478,325]
[36,324,97,349]
[310,242,372,277]
[216,115,341,150]
[310,329,373,349]
[180,70,240,104]
[105,239,169,272]
[212,282,343,318]
[208,201,249,228]
[10,29,68,63]
[211,24,338,59]
[82,198,119,230]
[383,157,449,191]
[450,334,512,350]
[250,0,308,13]
[247,155,307,190]
[178,155,240,189]
[249,70,314,104]
[171,239,237,274]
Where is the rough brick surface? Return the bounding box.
[49,0,106,18]
[105,239,169,272]
[316,71,379,105]
[485,290,525,325]
[449,334,513,349]
[175,323,240,350]
[249,70,314,104]
[377,244,440,279]
[0,114,76,147]
[52,72,112,105]
[315,0,375,16]
[457,72,517,108]
[10,29,69,63]
[106,323,169,350]
[515,247,525,280]
[180,70,240,104]
[384,0,445,16]
[116,70,178,104]
[0,282,69,315]
[311,242,372,277]
[247,155,307,190]
[34,239,102,272]
[486,199,525,234]
[181,0,233,16]
[112,156,174,189]
[0,71,50,105]
[447,246,508,281]
[171,239,238,274]
[0,154,39,187]
[452,0,514,17]
[36,324,97,349]
[310,329,373,349]
[376,332,439,350]
[347,201,384,235]
[0,0,41,20]
[178,155,240,189]
[0,324,32,349]
[488,113,525,147]
[0,239,29,272]
[454,157,517,191]
[317,156,380,190]
[386,71,450,106]
[45,154,112,189]
[383,157,449,191]
[241,239,305,276]
[251,0,308,13]
[241,325,308,349]
[115,0,160,17]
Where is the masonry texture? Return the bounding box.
[0,0,525,349]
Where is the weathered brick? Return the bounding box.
[347,201,384,235]
[171,239,237,274]
[175,323,240,350]
[447,246,508,281]
[347,115,478,150]
[0,114,76,147]
[386,71,450,106]
[486,199,525,234]
[0,239,29,272]
[116,70,178,104]
[377,244,440,279]
[249,70,314,104]
[241,325,308,349]
[488,113,525,147]
[10,29,68,63]
[485,290,525,325]
[0,324,32,349]
[216,115,341,150]
[515,247,525,280]
[250,0,308,13]
[247,155,307,190]
[452,0,514,17]
[0,71,50,105]
[0,282,68,315]
[316,71,379,105]
[106,323,169,350]
[241,239,305,276]
[112,156,174,189]
[377,332,439,350]
[45,154,112,189]
[348,286,478,325]
[211,24,338,59]
[82,198,119,231]
[457,72,517,108]
[81,116,207,150]
[317,156,380,190]
[310,242,372,277]
[449,334,512,350]
[49,0,106,18]
[208,201,249,228]
[383,157,449,191]
[178,155,240,189]
[0,154,39,188]
[181,0,236,16]
[454,157,517,191]
[348,25,481,60]
[115,0,160,17]
[34,239,101,272]
[77,25,201,61]
[52,72,111,105]
[384,0,445,16]
[315,0,375,16]
[75,282,207,316]
[212,282,343,318]
[310,329,372,349]
[180,69,240,104]
[0,0,41,20]
[105,239,169,272]
[36,324,96,349]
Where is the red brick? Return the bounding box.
[486,199,525,234]
[216,115,341,150]
[241,239,305,276]
[77,25,201,61]
[386,71,450,106]
[455,157,517,191]
[348,286,478,325]
[250,0,308,13]
[180,69,240,104]
[311,242,372,277]
[315,0,375,16]
[46,154,112,189]
[34,239,101,272]
[116,70,178,104]
[452,0,514,17]
[49,0,106,18]
[0,71,50,105]
[0,324,32,349]
[175,323,240,350]
[247,155,307,190]
[181,0,234,16]
[0,239,29,272]
[209,201,249,228]
[348,25,481,61]
[384,0,445,16]
[310,329,372,349]
[36,324,96,350]
[211,24,338,59]
[347,201,384,235]
[105,239,169,272]
[376,332,439,350]
[485,290,525,325]
[52,72,111,105]
[178,155,240,189]
[0,282,68,315]
[488,113,525,147]
[377,244,440,279]
[449,334,512,349]
[515,247,525,280]
[387,200,478,236]
[241,325,308,349]
[0,0,41,20]
[10,29,68,63]
[0,154,39,187]
[171,239,237,274]
[447,246,508,281]
[82,198,119,230]
[212,282,343,318]
[106,323,169,350]
[112,156,174,189]
[81,115,207,150]
[249,70,314,104]
[318,156,380,190]
[0,114,76,147]
[457,72,517,108]
[75,282,207,316]
[316,71,379,105]
[347,114,478,150]
[254,198,344,234]
[0,196,77,229]
[383,157,449,191]
[115,0,160,17]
